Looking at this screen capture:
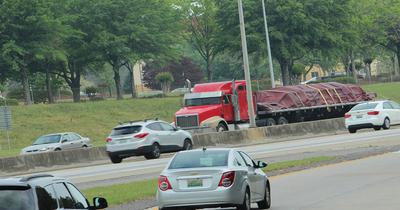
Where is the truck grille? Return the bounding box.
[176,115,199,128]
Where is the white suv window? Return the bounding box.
[147,123,163,131]
[160,123,174,131]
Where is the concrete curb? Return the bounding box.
[0,118,345,175]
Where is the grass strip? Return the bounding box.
[82,156,335,207]
[264,156,334,172]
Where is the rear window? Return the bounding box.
[111,126,142,136]
[0,187,34,210]
[351,103,378,111]
[169,150,229,169]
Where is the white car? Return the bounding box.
[106,119,193,163]
[345,100,400,133]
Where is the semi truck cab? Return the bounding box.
[175,80,253,131]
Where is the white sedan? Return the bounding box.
[345,100,400,133]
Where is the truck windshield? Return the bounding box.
[185,97,221,106]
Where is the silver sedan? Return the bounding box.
[157,148,271,210]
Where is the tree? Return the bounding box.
[53,0,103,103]
[155,72,174,96]
[0,0,62,104]
[215,0,352,85]
[94,0,183,100]
[143,57,204,89]
[187,0,222,81]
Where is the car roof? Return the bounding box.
[0,174,67,188]
[41,132,75,137]
[114,119,167,129]
[177,148,234,154]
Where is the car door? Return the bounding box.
[160,122,182,150]
[238,151,264,201]
[390,101,400,123]
[65,183,91,210]
[67,133,81,149]
[60,134,74,150]
[147,122,169,148]
[383,102,395,123]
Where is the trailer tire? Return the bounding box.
[277,117,289,125]
[266,118,276,126]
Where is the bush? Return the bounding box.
[0,98,19,106]
[7,89,24,100]
[316,76,356,84]
[85,86,98,97]
[60,89,72,96]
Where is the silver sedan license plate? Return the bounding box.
[188,178,203,188]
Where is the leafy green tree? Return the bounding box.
[0,0,62,104]
[155,72,174,95]
[53,0,103,103]
[187,0,222,81]
[215,0,352,85]
[94,0,183,100]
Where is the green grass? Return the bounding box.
[82,156,335,207]
[0,97,181,157]
[263,156,334,172]
[83,179,157,206]
[362,82,400,102]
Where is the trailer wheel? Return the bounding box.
[277,117,289,125]
[266,118,276,126]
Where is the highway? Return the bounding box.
[269,151,400,210]
[25,127,400,189]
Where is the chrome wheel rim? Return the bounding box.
[153,145,160,157]
[385,119,390,128]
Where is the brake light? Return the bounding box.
[218,171,235,187]
[158,175,172,191]
[367,111,380,115]
[344,113,351,118]
[134,132,149,139]
[106,137,112,143]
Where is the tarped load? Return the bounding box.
[256,82,375,112]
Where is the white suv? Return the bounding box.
[106,119,193,163]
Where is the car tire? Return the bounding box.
[277,117,289,125]
[183,139,193,151]
[216,123,228,132]
[348,128,357,133]
[382,118,390,130]
[82,145,88,148]
[257,182,271,209]
[373,126,381,131]
[237,188,251,210]
[145,143,161,159]
[54,148,61,151]
[110,155,122,164]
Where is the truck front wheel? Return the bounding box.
[216,123,228,132]
[266,118,276,126]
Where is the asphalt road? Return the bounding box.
[25,127,400,190]
[268,151,400,210]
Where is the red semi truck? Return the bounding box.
[174,80,375,131]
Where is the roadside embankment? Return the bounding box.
[0,118,345,175]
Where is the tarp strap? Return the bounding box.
[324,88,335,103]
[305,84,329,105]
[293,92,305,107]
[332,88,344,104]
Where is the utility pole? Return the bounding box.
[238,0,256,128]
[262,0,275,88]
